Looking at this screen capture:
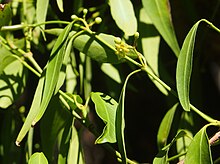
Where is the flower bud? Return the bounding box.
[114,37,122,44]
[95,17,102,24]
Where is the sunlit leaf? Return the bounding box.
[91,92,118,144]
[101,63,121,83]
[16,23,73,145]
[56,0,64,12]
[55,35,75,94]
[0,3,12,28]
[139,7,168,95]
[0,59,27,109]
[67,119,84,164]
[73,33,137,64]
[109,0,137,36]
[142,0,180,56]
[33,22,73,124]
[157,103,178,149]
[16,76,45,146]
[28,152,48,164]
[176,20,201,111]
[185,125,213,164]
[36,0,49,29]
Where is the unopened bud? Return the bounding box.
[71,15,78,20]
[114,37,122,44]
[134,32,139,39]
[83,9,88,15]
[95,17,102,24]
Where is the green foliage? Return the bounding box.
[0,0,220,164]
[28,152,48,164]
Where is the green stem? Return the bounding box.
[167,152,186,162]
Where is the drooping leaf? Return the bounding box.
[185,125,213,164]
[33,22,73,124]
[116,70,141,164]
[56,0,64,12]
[16,76,45,146]
[101,63,121,83]
[72,32,137,64]
[16,23,73,145]
[176,20,202,111]
[0,3,12,28]
[109,0,137,36]
[142,0,180,56]
[40,95,71,162]
[139,7,168,95]
[157,103,178,149]
[36,0,49,29]
[91,92,118,144]
[28,152,48,164]
[67,119,84,164]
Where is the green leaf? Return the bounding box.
[58,117,73,164]
[73,32,137,64]
[0,39,26,109]
[0,4,12,28]
[142,0,180,56]
[16,76,45,146]
[139,7,168,95]
[36,0,49,29]
[154,130,188,164]
[176,20,201,111]
[101,64,121,83]
[33,22,73,124]
[67,119,84,164]
[55,35,75,94]
[16,23,73,145]
[116,70,141,164]
[185,125,213,164]
[157,103,178,149]
[28,152,48,164]
[91,92,118,144]
[109,0,137,36]
[40,95,71,162]
[56,0,64,12]
[176,111,194,161]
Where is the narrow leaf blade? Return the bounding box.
[157,103,178,148]
[142,0,180,56]
[56,0,64,12]
[36,0,49,29]
[176,20,201,111]
[109,0,137,36]
[33,22,73,124]
[116,70,140,163]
